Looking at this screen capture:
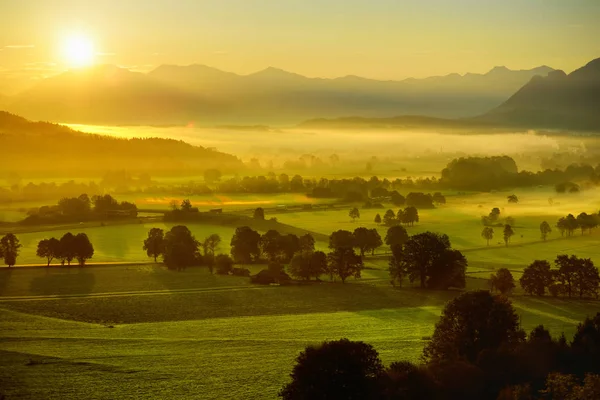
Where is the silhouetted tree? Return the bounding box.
[180,199,193,212]
[390,191,406,206]
[143,228,165,262]
[0,233,21,267]
[58,232,76,265]
[36,237,60,266]
[507,194,519,203]
[327,248,363,283]
[299,233,315,253]
[383,209,397,227]
[374,213,381,225]
[380,361,437,400]
[481,227,494,246]
[202,233,221,257]
[253,207,265,220]
[329,230,355,251]
[385,225,409,248]
[163,225,199,271]
[230,226,261,263]
[540,221,552,241]
[288,251,327,280]
[490,268,515,294]
[423,290,525,364]
[520,260,553,296]
[503,224,514,246]
[261,230,283,261]
[402,206,419,226]
[279,339,384,400]
[73,233,94,266]
[556,217,567,237]
[432,192,446,205]
[349,207,360,222]
[215,254,234,275]
[554,255,599,298]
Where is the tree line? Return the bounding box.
[374,207,419,227]
[279,290,600,399]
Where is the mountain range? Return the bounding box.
[4,63,556,126]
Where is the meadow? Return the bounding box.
[1,264,597,399]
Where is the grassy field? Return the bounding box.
[1,264,598,399]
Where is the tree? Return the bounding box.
[279,338,384,400]
[366,229,382,256]
[353,227,371,258]
[203,168,222,184]
[432,192,446,205]
[261,230,283,261]
[556,217,567,237]
[374,213,382,225]
[327,248,363,283]
[329,230,355,251]
[388,244,405,287]
[202,234,221,258]
[349,207,360,222]
[215,254,234,275]
[73,233,94,266]
[391,191,406,206]
[565,214,578,236]
[0,233,21,267]
[281,234,301,262]
[423,290,525,364]
[163,225,199,271]
[36,237,60,266]
[385,225,409,248]
[58,232,76,266]
[230,226,261,263]
[507,194,519,203]
[382,209,396,227]
[540,221,552,241]
[481,227,494,246]
[143,228,165,262]
[490,268,515,294]
[552,254,599,298]
[299,234,315,253]
[503,224,514,246]
[381,361,437,400]
[289,251,327,281]
[180,199,193,212]
[398,232,466,289]
[520,260,553,296]
[577,212,597,235]
[402,206,419,227]
[253,207,265,220]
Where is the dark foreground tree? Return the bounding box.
[230,226,261,263]
[489,268,515,294]
[423,290,524,364]
[36,237,60,266]
[143,228,165,262]
[279,338,384,400]
[520,260,553,296]
[0,233,21,267]
[73,233,94,266]
[163,225,199,271]
[385,225,409,248]
[380,361,438,400]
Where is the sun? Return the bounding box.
[62,35,95,68]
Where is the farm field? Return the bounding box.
[1,264,598,399]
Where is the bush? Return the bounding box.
[215,254,234,275]
[250,269,292,285]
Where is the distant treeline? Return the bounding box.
[21,194,137,225]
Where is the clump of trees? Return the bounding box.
[36,233,94,266]
[280,291,600,399]
[389,231,466,290]
[381,207,419,227]
[556,212,600,237]
[481,226,494,246]
[520,255,600,298]
[0,233,21,267]
[490,268,515,294]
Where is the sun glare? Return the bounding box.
[62,35,95,68]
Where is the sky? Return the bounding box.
[0,0,599,94]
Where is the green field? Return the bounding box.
[1,264,597,399]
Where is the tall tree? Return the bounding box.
[352,227,371,258]
[385,225,409,248]
[261,230,283,261]
[540,221,552,241]
[203,234,221,257]
[556,217,567,237]
[382,209,396,227]
[423,290,525,364]
[279,339,384,400]
[143,228,165,262]
[402,206,419,227]
[299,234,315,253]
[329,230,355,252]
[0,233,21,267]
[520,260,553,296]
[73,233,94,266]
[163,225,199,271]
[366,229,383,256]
[490,268,515,294]
[36,237,60,266]
[253,207,265,220]
[481,227,494,246]
[374,213,382,225]
[503,224,514,246]
[349,207,360,222]
[230,226,261,263]
[288,251,327,281]
[327,248,363,283]
[58,232,76,266]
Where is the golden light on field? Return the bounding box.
[62,35,95,68]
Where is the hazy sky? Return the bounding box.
[1,0,599,93]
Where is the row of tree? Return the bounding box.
[280,290,600,399]
[36,233,95,266]
[374,207,419,227]
[481,224,515,246]
[556,211,600,237]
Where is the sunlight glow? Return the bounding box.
[62,35,95,68]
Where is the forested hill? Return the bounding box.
[0,111,243,176]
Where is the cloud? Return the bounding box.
[4,44,35,49]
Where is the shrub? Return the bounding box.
[232,267,251,277]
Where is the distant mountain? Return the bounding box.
[478,58,600,131]
[6,63,555,125]
[298,115,494,130]
[0,111,243,176]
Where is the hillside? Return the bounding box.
[0,111,243,176]
[478,58,600,131]
[5,64,553,125]
[298,115,494,130]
